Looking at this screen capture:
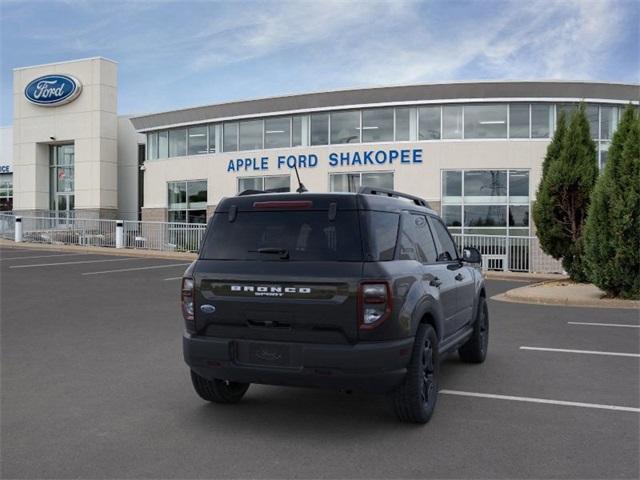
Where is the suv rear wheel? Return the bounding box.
[190,370,250,404]
[389,324,439,424]
[458,296,489,363]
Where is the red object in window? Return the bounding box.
[58,169,65,180]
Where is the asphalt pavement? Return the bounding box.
[1,245,638,479]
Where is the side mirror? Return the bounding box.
[462,247,482,264]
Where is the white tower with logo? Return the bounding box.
[12,57,118,218]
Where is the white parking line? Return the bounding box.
[439,390,640,413]
[10,258,135,269]
[164,277,182,281]
[568,321,640,329]
[1,253,87,261]
[83,263,191,276]
[520,346,640,358]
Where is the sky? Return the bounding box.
[1,0,638,126]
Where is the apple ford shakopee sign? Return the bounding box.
[24,74,82,106]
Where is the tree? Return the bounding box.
[584,106,640,298]
[533,105,598,281]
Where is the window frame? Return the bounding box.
[167,179,208,224]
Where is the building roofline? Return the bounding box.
[13,56,118,71]
[130,80,640,131]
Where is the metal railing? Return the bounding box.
[453,234,564,274]
[0,213,15,240]
[122,220,206,252]
[20,216,118,248]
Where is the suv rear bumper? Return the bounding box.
[183,334,414,393]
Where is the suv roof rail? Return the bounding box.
[238,187,290,196]
[358,186,431,208]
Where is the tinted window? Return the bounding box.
[395,107,411,141]
[428,217,458,261]
[362,108,393,142]
[509,104,529,138]
[169,128,187,157]
[330,110,360,144]
[419,106,441,140]
[413,215,438,263]
[202,211,362,261]
[310,113,329,145]
[464,104,507,139]
[362,211,399,261]
[239,120,263,150]
[398,214,437,263]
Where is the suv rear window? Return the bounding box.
[201,211,363,261]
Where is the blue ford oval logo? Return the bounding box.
[200,304,216,314]
[24,74,82,106]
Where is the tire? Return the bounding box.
[190,370,250,404]
[389,324,439,424]
[458,296,489,363]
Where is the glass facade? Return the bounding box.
[49,144,75,219]
[329,171,393,192]
[441,169,530,236]
[168,180,207,223]
[0,173,12,211]
[143,103,624,166]
[238,175,290,193]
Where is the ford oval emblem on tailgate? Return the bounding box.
[200,304,216,314]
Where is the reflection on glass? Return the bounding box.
[509,104,529,138]
[509,206,529,227]
[223,123,238,152]
[362,108,393,142]
[265,117,291,149]
[442,106,463,139]
[168,181,187,209]
[442,205,462,227]
[188,126,207,155]
[239,120,263,150]
[442,171,462,199]
[600,106,619,140]
[330,173,360,192]
[158,131,168,158]
[208,125,216,153]
[169,128,187,157]
[330,111,360,144]
[531,104,552,138]
[464,170,507,202]
[362,172,393,190]
[147,132,158,160]
[419,106,440,140]
[395,108,411,141]
[292,116,303,147]
[264,176,290,191]
[310,113,329,145]
[509,170,529,200]
[187,180,207,209]
[464,205,507,227]
[464,104,507,139]
[238,177,262,192]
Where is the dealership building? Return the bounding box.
[5,57,639,241]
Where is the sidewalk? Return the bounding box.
[0,238,197,261]
[493,279,640,310]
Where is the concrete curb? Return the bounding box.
[0,239,197,261]
[485,271,568,282]
[492,280,640,310]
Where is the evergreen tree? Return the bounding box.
[533,104,598,281]
[584,106,640,298]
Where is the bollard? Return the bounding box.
[15,216,23,243]
[116,220,124,248]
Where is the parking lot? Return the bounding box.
[1,244,638,479]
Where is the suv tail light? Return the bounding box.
[358,282,392,330]
[181,277,195,332]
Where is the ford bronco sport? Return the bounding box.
[182,187,488,423]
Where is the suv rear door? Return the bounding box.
[193,202,364,344]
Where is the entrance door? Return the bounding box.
[50,144,75,223]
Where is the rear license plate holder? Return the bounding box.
[239,342,292,367]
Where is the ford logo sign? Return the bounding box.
[24,74,82,106]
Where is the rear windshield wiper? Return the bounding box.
[249,247,290,259]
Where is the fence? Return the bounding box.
[453,233,564,274]
[1,213,564,273]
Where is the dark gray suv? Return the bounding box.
[182,187,488,423]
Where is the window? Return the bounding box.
[239,120,263,150]
[330,110,360,144]
[49,144,75,219]
[509,170,529,202]
[238,175,290,193]
[441,169,530,236]
[0,173,13,211]
[442,170,462,201]
[329,172,394,192]
[362,211,399,261]
[442,105,463,139]
[223,122,238,152]
[292,116,303,146]
[464,104,507,139]
[464,170,507,203]
[362,108,393,142]
[201,211,363,261]
[403,214,438,263]
[168,180,207,224]
[586,104,599,139]
[464,205,507,227]
[169,128,187,157]
[264,117,291,149]
[158,131,168,159]
[208,124,217,153]
[187,126,207,155]
[530,104,552,138]
[600,106,619,140]
[419,106,441,140]
[147,132,158,160]
[395,107,411,141]
[428,217,458,261]
[310,113,329,145]
[509,104,529,138]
